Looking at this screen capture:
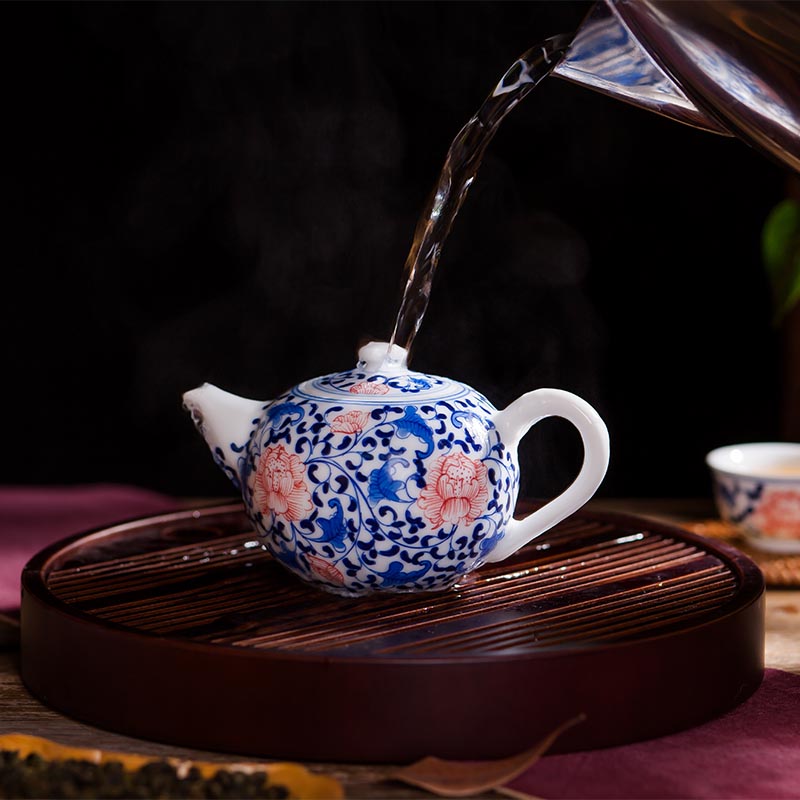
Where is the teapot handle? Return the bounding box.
[485,389,610,563]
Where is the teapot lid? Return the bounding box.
[292,341,476,404]
[356,341,410,372]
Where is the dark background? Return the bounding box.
[3,2,790,503]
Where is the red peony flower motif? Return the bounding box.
[417,451,489,529]
[330,409,372,434]
[752,490,800,539]
[306,554,345,585]
[349,381,389,395]
[254,444,313,522]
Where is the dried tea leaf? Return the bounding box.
[0,733,343,799]
[387,713,585,798]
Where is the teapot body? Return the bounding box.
[232,364,519,595]
[185,341,610,597]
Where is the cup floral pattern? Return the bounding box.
[232,365,519,595]
[752,490,800,539]
[714,476,800,544]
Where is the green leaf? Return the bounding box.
[762,198,800,324]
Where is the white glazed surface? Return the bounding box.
[706,443,800,553]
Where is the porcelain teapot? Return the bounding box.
[183,341,610,596]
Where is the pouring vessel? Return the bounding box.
[555,0,800,172]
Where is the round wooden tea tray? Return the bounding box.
[20,504,764,763]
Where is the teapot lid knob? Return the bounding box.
[357,341,409,373]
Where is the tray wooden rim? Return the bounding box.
[21,503,765,666]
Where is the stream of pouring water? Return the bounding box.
[387,34,572,361]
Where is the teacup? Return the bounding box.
[706,442,800,553]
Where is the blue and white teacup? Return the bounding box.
[707,442,800,553]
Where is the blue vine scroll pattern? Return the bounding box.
[236,369,519,595]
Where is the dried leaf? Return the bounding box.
[495,786,545,800]
[387,713,585,798]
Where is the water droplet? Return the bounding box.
[616,533,645,545]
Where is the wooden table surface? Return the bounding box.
[1,499,798,799]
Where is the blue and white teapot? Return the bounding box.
[183,341,610,596]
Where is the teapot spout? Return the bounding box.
[552,1,730,135]
[182,384,264,488]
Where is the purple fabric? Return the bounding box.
[0,484,179,614]
[511,668,800,800]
